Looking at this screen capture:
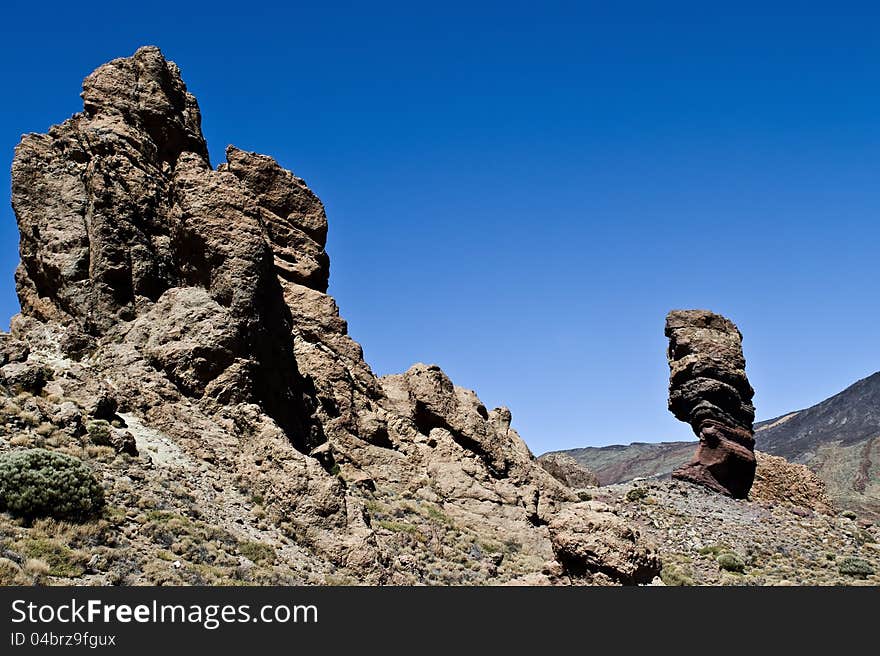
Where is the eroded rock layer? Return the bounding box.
[4,47,660,585]
[665,309,756,498]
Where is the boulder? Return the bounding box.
[0,362,51,394]
[548,505,660,584]
[0,335,29,367]
[537,453,599,488]
[750,451,834,514]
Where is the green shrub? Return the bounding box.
[577,491,593,502]
[86,420,112,445]
[238,540,276,564]
[424,505,453,526]
[376,519,421,535]
[15,538,86,577]
[0,449,104,521]
[837,556,874,579]
[717,551,746,573]
[626,487,648,502]
[660,565,694,586]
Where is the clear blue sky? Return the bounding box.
[2,1,879,454]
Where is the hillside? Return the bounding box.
[756,372,880,458]
[557,442,694,486]
[550,372,880,518]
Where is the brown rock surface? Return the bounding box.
[750,451,834,514]
[537,452,599,488]
[665,309,756,498]
[11,46,320,454]
[2,47,660,585]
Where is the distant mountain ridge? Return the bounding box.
[548,372,880,518]
[756,371,880,460]
[555,441,694,486]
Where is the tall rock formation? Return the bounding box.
[3,47,659,585]
[12,46,322,452]
[665,310,756,498]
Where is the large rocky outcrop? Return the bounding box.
[12,46,321,453]
[3,47,659,585]
[665,309,756,498]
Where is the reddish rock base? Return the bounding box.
[672,420,756,499]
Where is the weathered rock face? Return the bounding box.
[750,451,834,514]
[12,46,321,453]
[537,453,599,489]
[665,309,756,498]
[4,46,660,585]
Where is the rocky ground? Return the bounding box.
[596,479,879,585]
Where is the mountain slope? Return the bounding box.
[756,372,880,460]
[558,442,694,486]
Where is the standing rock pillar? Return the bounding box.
[665,310,756,498]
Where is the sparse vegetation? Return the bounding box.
[238,540,275,564]
[14,537,87,577]
[0,449,104,521]
[716,551,746,573]
[837,556,874,579]
[660,564,694,586]
[626,487,648,502]
[23,558,51,579]
[0,557,28,585]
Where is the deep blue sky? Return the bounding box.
[2,2,879,453]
